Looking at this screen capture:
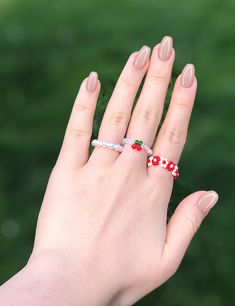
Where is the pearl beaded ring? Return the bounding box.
[121,138,153,155]
[147,155,179,179]
[91,139,123,152]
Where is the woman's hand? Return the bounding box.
[0,36,218,306]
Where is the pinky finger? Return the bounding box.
[56,72,101,169]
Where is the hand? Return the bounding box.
[0,36,219,306]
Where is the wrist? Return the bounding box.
[28,251,115,306]
[0,251,115,306]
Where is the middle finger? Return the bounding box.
[121,36,175,164]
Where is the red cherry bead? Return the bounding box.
[137,145,141,151]
[132,144,137,149]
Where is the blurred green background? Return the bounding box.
[0,0,234,305]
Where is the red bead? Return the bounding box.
[152,156,160,166]
[132,144,137,149]
[167,161,175,171]
[173,169,179,179]
[136,145,141,151]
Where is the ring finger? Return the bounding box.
[149,64,197,182]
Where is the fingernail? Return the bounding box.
[158,36,173,61]
[180,64,195,88]
[86,71,98,92]
[133,45,151,70]
[197,191,219,214]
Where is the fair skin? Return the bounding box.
[0,36,218,306]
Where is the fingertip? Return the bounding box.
[152,43,175,63]
[77,73,101,101]
[86,71,99,92]
[133,45,151,70]
[179,63,197,89]
[173,71,197,96]
[197,190,219,215]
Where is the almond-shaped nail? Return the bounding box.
[180,64,195,88]
[133,46,151,70]
[197,191,219,214]
[158,36,173,61]
[86,71,98,92]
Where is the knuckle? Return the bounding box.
[135,106,160,125]
[173,98,191,112]
[120,74,137,88]
[75,100,90,112]
[69,126,91,138]
[149,70,167,83]
[185,209,202,236]
[108,111,129,127]
[162,126,186,145]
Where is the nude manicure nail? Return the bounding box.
[197,191,219,214]
[86,71,98,92]
[133,45,151,70]
[180,64,195,88]
[158,36,173,61]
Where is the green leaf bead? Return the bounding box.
[135,139,143,146]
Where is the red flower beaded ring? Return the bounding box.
[147,155,179,179]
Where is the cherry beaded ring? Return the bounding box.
[121,138,153,155]
[147,155,179,179]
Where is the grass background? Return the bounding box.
[0,0,235,305]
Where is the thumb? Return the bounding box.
[162,190,219,277]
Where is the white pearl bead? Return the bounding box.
[114,144,119,150]
[107,143,113,149]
